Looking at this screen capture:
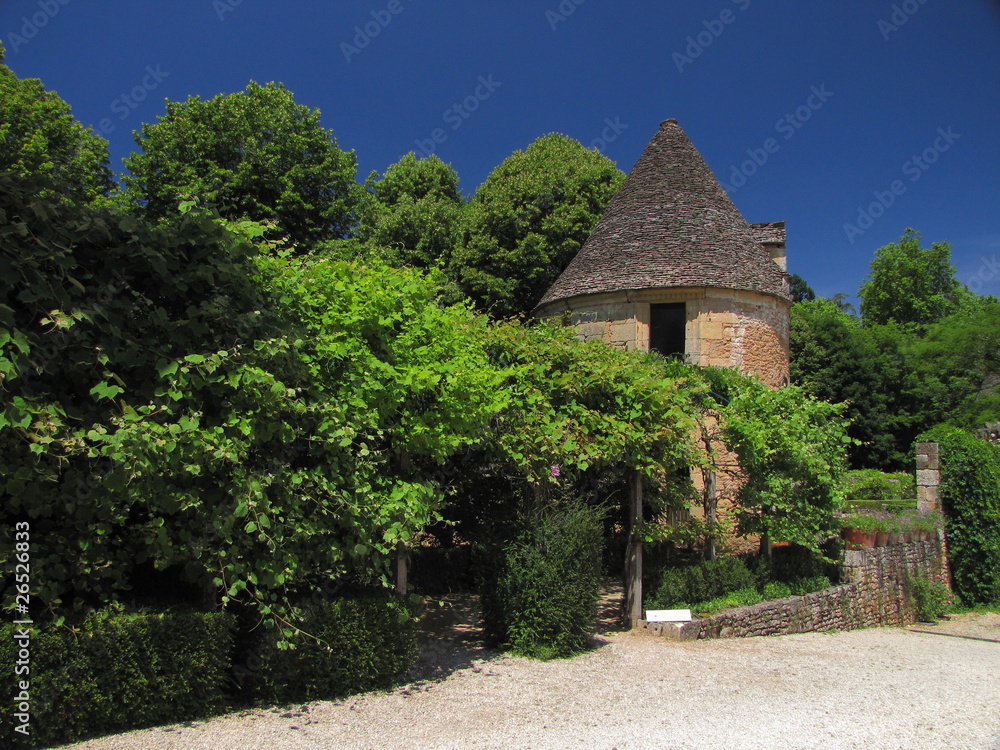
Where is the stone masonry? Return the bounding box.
[643,538,948,640]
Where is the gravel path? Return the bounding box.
[57,593,1000,750]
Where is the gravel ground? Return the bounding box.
[57,595,1000,750]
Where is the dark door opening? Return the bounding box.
[649,303,686,358]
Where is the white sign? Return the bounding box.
[645,609,692,622]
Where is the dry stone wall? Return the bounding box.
[644,538,947,640]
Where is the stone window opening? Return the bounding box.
[649,302,686,358]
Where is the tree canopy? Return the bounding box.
[0,43,113,203]
[123,81,360,248]
[859,229,968,326]
[452,134,625,318]
[355,152,465,269]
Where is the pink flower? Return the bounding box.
[550,464,561,478]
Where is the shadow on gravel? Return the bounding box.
[411,578,628,686]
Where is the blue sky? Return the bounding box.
[3,0,999,302]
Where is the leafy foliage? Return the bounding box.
[788,273,816,303]
[906,298,1000,428]
[453,134,624,318]
[920,425,1000,604]
[0,45,113,203]
[840,469,916,505]
[356,152,465,270]
[647,556,757,609]
[0,610,234,747]
[123,81,360,247]
[0,166,509,638]
[252,594,418,702]
[708,368,851,555]
[479,499,604,659]
[790,298,917,469]
[859,229,968,326]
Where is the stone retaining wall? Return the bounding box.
[643,538,947,641]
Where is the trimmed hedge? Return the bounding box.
[0,609,235,747]
[648,556,757,609]
[248,594,419,704]
[921,425,1000,604]
[479,500,604,659]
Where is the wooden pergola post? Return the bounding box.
[395,541,408,595]
[625,469,643,630]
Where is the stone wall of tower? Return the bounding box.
[535,286,791,387]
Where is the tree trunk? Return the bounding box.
[704,468,717,562]
[625,469,644,630]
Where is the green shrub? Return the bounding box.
[841,468,916,506]
[909,573,954,622]
[693,587,762,616]
[252,593,418,703]
[762,581,793,600]
[647,556,757,610]
[920,425,1000,604]
[788,575,831,595]
[0,609,234,747]
[479,500,604,659]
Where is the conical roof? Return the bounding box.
[535,120,789,309]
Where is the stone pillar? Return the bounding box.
[915,442,940,512]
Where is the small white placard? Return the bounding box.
[645,609,692,622]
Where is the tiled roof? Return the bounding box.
[749,221,786,247]
[535,120,790,309]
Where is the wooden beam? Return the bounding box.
[625,469,643,629]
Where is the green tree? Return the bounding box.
[859,229,968,326]
[1,164,508,637]
[452,134,625,318]
[788,273,815,303]
[706,367,851,557]
[0,43,112,202]
[907,298,1000,428]
[790,298,917,470]
[123,81,360,248]
[355,152,465,269]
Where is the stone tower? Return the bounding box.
[533,119,791,386]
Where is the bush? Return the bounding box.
[909,573,954,622]
[0,609,234,747]
[479,500,604,659]
[920,425,1000,604]
[647,556,757,610]
[788,575,831,595]
[250,593,419,704]
[693,587,762,616]
[762,581,793,600]
[841,468,916,506]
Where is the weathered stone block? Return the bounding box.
[917,485,939,512]
[916,469,940,487]
[916,441,939,456]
